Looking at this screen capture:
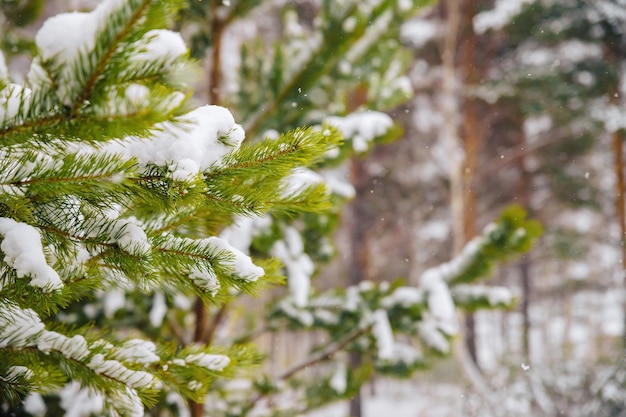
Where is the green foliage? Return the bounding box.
[0,0,44,27]
[0,1,547,416]
[227,206,541,416]
[0,0,340,414]
[234,0,436,137]
[449,204,542,285]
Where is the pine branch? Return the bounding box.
[72,0,153,115]
[249,326,370,408]
[279,326,369,382]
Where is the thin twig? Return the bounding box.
[476,126,572,181]
[167,315,188,346]
[202,304,229,345]
[233,324,271,345]
[249,325,370,407]
[279,326,368,381]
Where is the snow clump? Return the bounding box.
[473,0,534,34]
[326,111,393,153]
[185,353,231,372]
[106,105,245,181]
[0,217,63,291]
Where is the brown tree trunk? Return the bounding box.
[440,0,464,254]
[348,156,369,417]
[611,113,626,345]
[208,0,224,105]
[190,300,207,417]
[519,255,532,359]
[440,0,484,369]
[457,0,488,368]
[604,44,626,346]
[511,106,533,361]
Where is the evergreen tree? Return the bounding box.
[0,0,339,415]
[0,1,543,416]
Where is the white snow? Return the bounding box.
[326,111,393,153]
[88,353,158,389]
[110,387,144,417]
[185,353,231,372]
[271,226,314,307]
[35,12,98,64]
[104,288,126,318]
[149,291,167,327]
[0,303,45,348]
[320,169,356,199]
[204,236,265,281]
[33,11,99,105]
[276,298,314,326]
[0,84,31,123]
[381,287,423,309]
[129,30,187,63]
[219,215,271,254]
[371,309,395,360]
[85,215,151,257]
[101,83,152,115]
[188,380,203,391]
[473,0,535,34]
[6,365,34,381]
[190,266,221,295]
[518,41,603,71]
[313,309,340,325]
[31,0,183,106]
[452,284,514,307]
[418,319,449,353]
[106,105,245,181]
[37,331,90,361]
[594,103,626,133]
[391,342,422,365]
[165,392,191,417]
[400,19,438,49]
[0,51,7,82]
[115,339,160,365]
[523,114,552,141]
[330,362,347,394]
[0,218,63,291]
[281,168,324,197]
[420,269,457,334]
[59,382,105,417]
[116,220,150,255]
[23,393,47,417]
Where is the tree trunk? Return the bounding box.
[440,0,483,369]
[611,117,626,345]
[604,43,626,346]
[348,156,369,417]
[440,0,464,254]
[512,106,534,361]
[208,0,224,105]
[457,0,487,368]
[519,256,531,359]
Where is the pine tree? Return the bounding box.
[0,1,545,416]
[0,0,340,415]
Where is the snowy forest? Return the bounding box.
[0,0,624,416]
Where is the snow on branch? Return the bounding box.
[156,234,265,289]
[0,218,63,292]
[326,111,394,153]
[473,0,535,34]
[452,284,516,310]
[105,105,245,181]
